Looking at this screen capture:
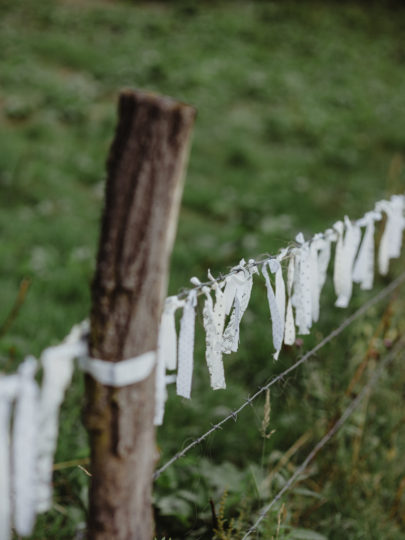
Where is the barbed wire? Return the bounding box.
[241,338,404,539]
[154,270,405,480]
[175,199,385,300]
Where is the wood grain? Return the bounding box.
[84,89,195,539]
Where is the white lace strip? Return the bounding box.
[311,231,334,323]
[160,296,185,372]
[222,261,257,355]
[293,236,312,335]
[0,376,19,540]
[284,255,296,346]
[155,297,185,425]
[309,237,321,324]
[203,284,226,390]
[274,250,287,341]
[262,260,285,360]
[176,290,197,399]
[334,217,361,308]
[12,357,39,535]
[318,230,334,291]
[353,210,381,290]
[222,271,244,316]
[333,220,345,304]
[36,326,86,513]
[378,195,405,275]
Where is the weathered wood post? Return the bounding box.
[84,90,195,539]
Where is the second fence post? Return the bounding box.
[84,90,196,539]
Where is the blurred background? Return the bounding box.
[1,1,405,538]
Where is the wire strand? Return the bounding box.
[154,270,405,480]
[241,338,404,539]
[175,199,386,300]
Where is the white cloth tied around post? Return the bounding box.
[79,350,156,388]
[377,195,405,276]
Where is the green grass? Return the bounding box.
[1,0,405,538]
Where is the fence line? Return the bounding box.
[241,338,404,539]
[154,269,405,480]
[156,195,403,421]
[1,194,404,538]
[173,203,374,301]
[162,196,400,307]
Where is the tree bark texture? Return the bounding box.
[84,90,196,540]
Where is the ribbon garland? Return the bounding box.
[0,194,404,538]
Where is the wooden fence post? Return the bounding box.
[84,90,196,539]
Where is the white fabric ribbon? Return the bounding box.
[334,217,361,308]
[222,271,244,317]
[202,283,227,390]
[275,249,287,338]
[80,351,156,387]
[220,271,245,354]
[159,296,185,372]
[284,255,296,346]
[292,235,312,335]
[0,376,19,540]
[353,210,381,290]
[154,348,167,426]
[176,290,198,399]
[222,261,257,355]
[262,258,285,360]
[333,220,345,304]
[37,326,86,513]
[309,237,321,324]
[154,296,185,425]
[309,233,332,323]
[378,195,405,276]
[318,230,334,291]
[12,357,39,535]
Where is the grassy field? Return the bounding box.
[1,0,405,538]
